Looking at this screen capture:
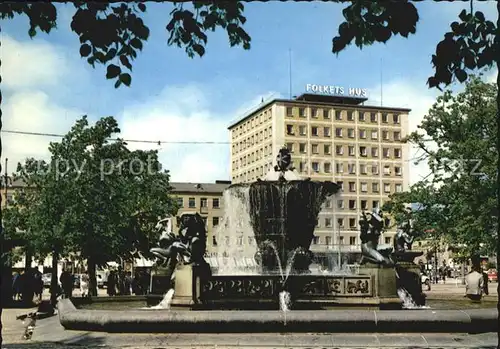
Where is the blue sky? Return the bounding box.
[1,1,497,182]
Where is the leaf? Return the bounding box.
[79,44,91,57]
[119,73,131,86]
[455,69,467,83]
[138,3,146,12]
[130,38,143,50]
[192,44,205,57]
[106,64,121,79]
[120,55,132,70]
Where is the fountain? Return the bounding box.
[56,147,498,333]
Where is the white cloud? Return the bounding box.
[0,34,72,90]
[2,91,85,171]
[367,80,440,185]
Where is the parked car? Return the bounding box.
[487,269,497,283]
[421,273,431,291]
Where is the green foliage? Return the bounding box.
[384,78,498,256]
[3,116,178,294]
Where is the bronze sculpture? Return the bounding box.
[359,208,394,266]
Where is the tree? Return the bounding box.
[383,77,497,257]
[3,116,178,297]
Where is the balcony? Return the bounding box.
[309,244,361,253]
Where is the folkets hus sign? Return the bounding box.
[305,84,368,98]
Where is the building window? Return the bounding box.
[336,163,344,174]
[395,184,403,192]
[335,128,343,137]
[371,147,379,157]
[360,146,367,157]
[385,237,391,245]
[325,218,332,228]
[299,125,307,135]
[335,110,342,120]
[384,166,391,175]
[358,112,365,121]
[383,148,390,158]
[348,164,356,174]
[395,166,402,176]
[326,236,332,246]
[311,144,319,154]
[382,113,388,123]
[361,182,368,192]
[312,162,319,172]
[373,200,380,209]
[348,128,355,138]
[393,114,400,124]
[286,124,294,135]
[359,129,366,139]
[313,236,320,244]
[350,236,356,245]
[189,197,196,208]
[324,109,331,119]
[202,217,207,226]
[299,161,306,172]
[382,131,389,140]
[286,107,293,116]
[371,130,378,140]
[394,131,401,141]
[337,200,344,209]
[201,198,208,207]
[325,199,332,208]
[384,183,391,193]
[349,218,357,228]
[324,162,331,173]
[311,126,318,136]
[213,217,220,226]
[360,200,368,210]
[372,183,379,192]
[299,108,306,117]
[336,145,343,155]
[394,148,402,158]
[237,236,243,245]
[348,146,355,156]
[176,197,183,207]
[299,143,306,153]
[347,111,354,121]
[287,142,294,153]
[311,108,318,118]
[349,181,356,192]
[337,181,344,191]
[324,127,331,137]
[372,165,379,175]
[337,218,344,227]
[349,200,356,210]
[212,236,217,246]
[370,113,378,122]
[360,164,367,174]
[324,144,331,154]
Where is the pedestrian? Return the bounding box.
[80,272,90,298]
[59,269,74,299]
[32,267,44,303]
[12,272,20,301]
[465,255,485,302]
[107,270,116,296]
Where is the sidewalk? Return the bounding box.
[1,306,38,344]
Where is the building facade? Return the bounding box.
[228,93,411,254]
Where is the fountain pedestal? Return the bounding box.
[169,264,198,307]
[358,263,402,310]
[394,251,426,307]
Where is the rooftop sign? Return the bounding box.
[305,84,368,98]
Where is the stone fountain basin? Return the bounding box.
[58,298,497,333]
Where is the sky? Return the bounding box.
[1,1,497,184]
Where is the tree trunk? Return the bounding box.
[87,257,98,297]
[50,250,59,306]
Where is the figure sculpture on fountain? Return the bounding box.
[150,212,211,275]
[394,220,415,253]
[359,208,394,267]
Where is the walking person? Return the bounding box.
[465,256,485,302]
[12,272,20,301]
[59,269,74,299]
[80,272,90,298]
[32,268,44,303]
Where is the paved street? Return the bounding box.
[1,281,498,349]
